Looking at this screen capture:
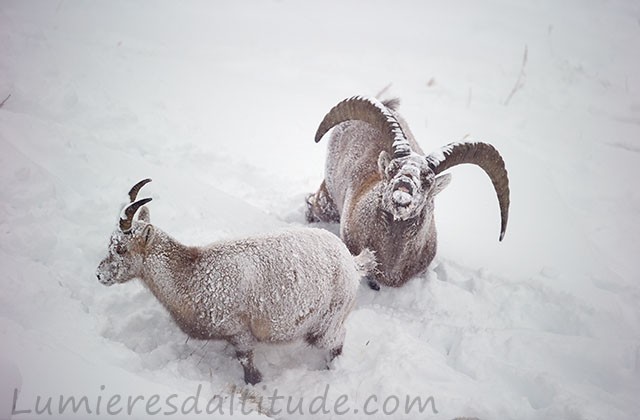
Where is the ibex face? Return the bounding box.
[378,150,451,221]
[96,227,147,286]
[96,179,153,286]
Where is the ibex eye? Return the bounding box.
[116,245,127,255]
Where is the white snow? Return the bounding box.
[392,190,413,207]
[1,1,639,419]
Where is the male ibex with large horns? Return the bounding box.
[306,96,510,289]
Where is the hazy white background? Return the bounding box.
[1,1,639,419]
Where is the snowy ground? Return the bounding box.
[1,1,640,419]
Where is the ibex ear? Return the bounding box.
[141,225,155,247]
[377,151,391,177]
[137,206,150,223]
[433,173,452,195]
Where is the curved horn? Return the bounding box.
[314,96,412,158]
[128,178,152,203]
[120,198,152,233]
[426,142,510,241]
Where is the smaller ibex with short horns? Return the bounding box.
[306,96,510,289]
[97,179,375,384]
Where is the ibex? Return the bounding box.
[97,179,375,384]
[306,96,510,289]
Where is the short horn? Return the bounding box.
[120,198,152,233]
[128,178,152,203]
[314,96,412,158]
[426,142,510,241]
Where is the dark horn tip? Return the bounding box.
[138,197,153,206]
[128,178,153,202]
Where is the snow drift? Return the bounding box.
[1,1,639,419]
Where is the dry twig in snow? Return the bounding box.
[0,94,11,108]
[504,45,528,106]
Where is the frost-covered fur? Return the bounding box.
[307,99,452,288]
[97,201,373,385]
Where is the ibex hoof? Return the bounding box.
[305,194,320,223]
[244,369,263,385]
[366,277,380,291]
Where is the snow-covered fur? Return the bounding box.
[307,96,510,288]
[97,182,374,385]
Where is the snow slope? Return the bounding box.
[1,1,639,419]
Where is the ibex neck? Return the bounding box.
[371,201,437,286]
[140,230,202,331]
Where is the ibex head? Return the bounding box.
[377,148,451,221]
[96,179,154,286]
[315,96,509,238]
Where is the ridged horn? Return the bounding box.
[426,142,510,241]
[120,198,152,233]
[314,96,412,158]
[128,178,152,203]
